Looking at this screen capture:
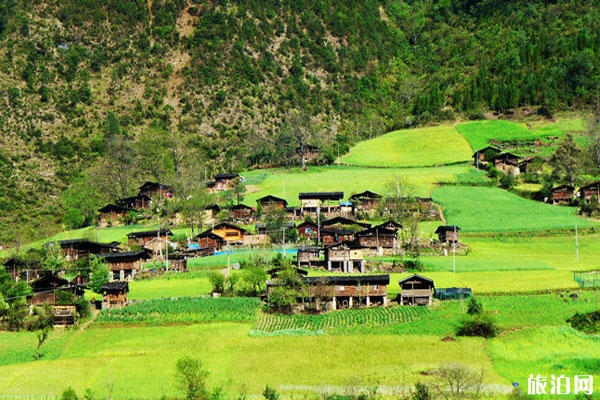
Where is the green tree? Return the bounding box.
[42,242,66,275]
[179,187,211,236]
[88,255,110,294]
[60,387,79,400]
[550,134,583,187]
[175,356,210,400]
[24,303,54,359]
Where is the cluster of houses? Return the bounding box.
[265,272,472,312]
[549,181,600,205]
[472,145,534,175]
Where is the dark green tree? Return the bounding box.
[175,356,210,400]
[88,255,110,294]
[550,134,583,187]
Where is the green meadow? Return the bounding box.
[340,125,473,167]
[431,185,598,232]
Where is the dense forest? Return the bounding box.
[0,0,599,244]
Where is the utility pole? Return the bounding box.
[575,224,579,261]
[452,225,456,274]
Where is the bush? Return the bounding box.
[567,311,600,334]
[456,314,498,338]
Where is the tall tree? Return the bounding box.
[550,134,583,187]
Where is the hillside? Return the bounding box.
[1,0,600,243]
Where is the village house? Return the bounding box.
[324,241,365,273]
[299,192,344,217]
[211,222,246,245]
[57,239,120,261]
[194,230,226,252]
[551,185,575,205]
[296,246,324,268]
[472,145,501,167]
[230,204,254,221]
[100,281,129,309]
[102,250,152,281]
[98,204,135,227]
[117,194,152,210]
[320,227,356,246]
[267,274,389,311]
[257,195,288,213]
[435,225,460,244]
[355,225,399,255]
[349,190,382,216]
[489,152,521,175]
[28,275,83,326]
[398,274,434,306]
[297,144,321,164]
[296,220,319,242]
[578,181,600,203]
[138,182,173,199]
[127,229,174,248]
[167,254,188,272]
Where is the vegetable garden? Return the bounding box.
[253,306,430,334]
[95,297,261,325]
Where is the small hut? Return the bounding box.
[398,274,434,306]
[101,281,129,309]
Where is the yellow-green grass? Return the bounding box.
[129,273,212,301]
[432,185,598,232]
[243,164,485,206]
[488,326,600,392]
[456,119,570,151]
[0,323,503,399]
[339,125,473,167]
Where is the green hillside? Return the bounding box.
[340,125,472,167]
[1,0,600,242]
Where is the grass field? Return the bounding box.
[432,185,598,232]
[340,125,473,167]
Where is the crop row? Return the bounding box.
[95,296,261,325]
[254,306,429,333]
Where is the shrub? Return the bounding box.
[567,311,600,334]
[456,314,498,338]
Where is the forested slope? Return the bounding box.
[0,0,599,243]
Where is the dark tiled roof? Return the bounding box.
[127,229,174,238]
[299,192,344,200]
[303,274,390,286]
[349,190,382,200]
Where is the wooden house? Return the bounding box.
[212,222,246,245]
[127,229,174,247]
[257,195,288,213]
[398,274,434,306]
[52,306,77,326]
[355,226,398,252]
[349,191,382,215]
[435,225,460,244]
[267,274,390,311]
[299,192,344,216]
[321,216,370,230]
[551,185,575,205]
[472,145,501,166]
[102,250,151,281]
[489,152,521,174]
[117,194,152,210]
[375,220,403,232]
[296,246,324,268]
[57,239,120,261]
[101,281,129,309]
[168,254,188,272]
[578,182,600,203]
[324,241,365,273]
[29,275,72,305]
[320,228,356,246]
[138,182,173,199]
[98,204,135,227]
[297,220,319,241]
[230,204,254,221]
[194,230,226,252]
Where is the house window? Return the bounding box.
[225,231,238,237]
[373,285,379,290]
[112,271,121,280]
[338,285,345,290]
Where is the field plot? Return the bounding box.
[96,297,260,325]
[129,272,213,300]
[244,164,483,206]
[253,306,429,334]
[432,185,597,232]
[489,326,600,391]
[0,323,503,399]
[340,125,472,167]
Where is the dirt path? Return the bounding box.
[59,308,100,358]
